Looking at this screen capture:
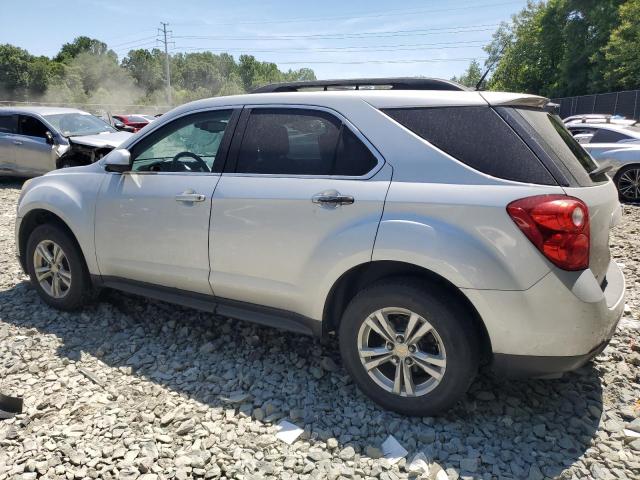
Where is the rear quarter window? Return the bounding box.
[498,108,603,186]
[383,106,556,185]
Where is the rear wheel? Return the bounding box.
[339,279,479,416]
[26,224,92,310]
[615,165,640,203]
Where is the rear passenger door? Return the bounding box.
[210,106,391,318]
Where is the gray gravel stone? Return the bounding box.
[0,181,638,480]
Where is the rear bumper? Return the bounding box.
[463,259,625,376]
[492,339,611,378]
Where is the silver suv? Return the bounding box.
[15,79,625,415]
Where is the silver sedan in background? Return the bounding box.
[566,121,640,202]
[0,106,132,177]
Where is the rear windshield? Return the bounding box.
[383,106,556,185]
[498,108,603,186]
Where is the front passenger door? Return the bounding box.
[16,115,56,175]
[95,108,238,295]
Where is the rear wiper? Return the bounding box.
[589,164,613,179]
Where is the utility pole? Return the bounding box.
[158,22,172,106]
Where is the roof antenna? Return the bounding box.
[475,45,506,91]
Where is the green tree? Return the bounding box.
[452,59,483,88]
[485,0,626,96]
[0,44,56,100]
[604,0,640,89]
[55,36,112,63]
[121,48,165,93]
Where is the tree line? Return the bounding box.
[453,0,640,96]
[2,1,638,106]
[0,37,315,108]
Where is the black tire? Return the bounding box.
[339,278,479,416]
[26,223,93,310]
[615,165,640,203]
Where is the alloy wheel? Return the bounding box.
[357,307,446,397]
[618,168,640,202]
[33,240,72,299]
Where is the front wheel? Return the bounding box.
[26,223,92,310]
[339,279,479,416]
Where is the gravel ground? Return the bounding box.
[0,177,639,480]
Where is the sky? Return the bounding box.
[0,0,529,80]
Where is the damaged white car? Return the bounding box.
[0,107,132,177]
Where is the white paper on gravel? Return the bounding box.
[407,452,430,475]
[275,420,304,444]
[381,435,408,464]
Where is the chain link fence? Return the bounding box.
[552,90,640,120]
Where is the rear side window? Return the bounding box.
[383,106,556,185]
[0,115,17,134]
[591,129,630,143]
[500,108,601,186]
[236,108,378,176]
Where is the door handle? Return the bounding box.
[175,191,206,203]
[312,191,355,206]
[13,140,22,145]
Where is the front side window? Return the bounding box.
[131,109,233,173]
[18,115,49,138]
[236,108,377,176]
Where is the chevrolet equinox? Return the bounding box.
[15,78,625,415]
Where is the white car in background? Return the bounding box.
[566,121,640,202]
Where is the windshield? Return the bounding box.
[44,113,116,136]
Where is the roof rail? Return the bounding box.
[251,77,469,93]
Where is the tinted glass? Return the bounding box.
[237,109,377,176]
[19,115,48,138]
[591,129,631,143]
[131,109,232,173]
[513,109,599,186]
[334,127,378,176]
[0,115,17,134]
[44,113,115,136]
[383,106,555,185]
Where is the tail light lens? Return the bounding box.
[507,195,590,271]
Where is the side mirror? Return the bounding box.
[104,149,131,173]
[45,131,54,145]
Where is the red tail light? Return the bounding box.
[507,195,589,271]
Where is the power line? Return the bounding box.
[175,42,488,54]
[174,1,522,27]
[113,40,160,54]
[274,57,487,65]
[110,35,158,48]
[173,25,499,41]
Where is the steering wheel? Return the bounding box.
[171,151,209,172]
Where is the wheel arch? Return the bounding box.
[18,209,86,274]
[613,162,640,179]
[322,260,492,361]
